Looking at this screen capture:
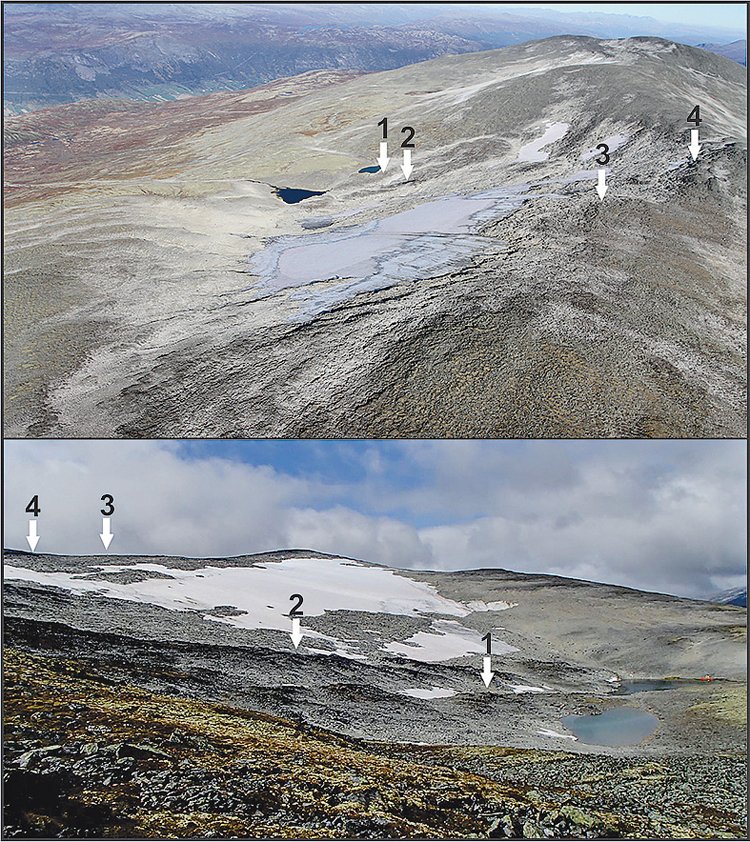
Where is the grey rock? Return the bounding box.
[113,742,172,761]
[16,745,62,769]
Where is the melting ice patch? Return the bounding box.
[249,185,528,319]
[517,122,570,163]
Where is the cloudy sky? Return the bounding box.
[3,440,746,599]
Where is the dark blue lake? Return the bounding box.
[275,187,326,204]
[358,165,381,173]
[563,707,658,746]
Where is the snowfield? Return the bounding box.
[510,683,550,694]
[400,687,458,699]
[517,121,570,162]
[4,556,518,663]
[538,728,577,741]
[386,618,518,662]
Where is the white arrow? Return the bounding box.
[481,655,495,688]
[26,519,39,552]
[401,148,413,180]
[290,616,303,649]
[100,516,114,550]
[596,167,608,201]
[689,128,701,161]
[377,141,390,173]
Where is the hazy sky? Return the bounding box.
[4,440,746,599]
[496,3,746,29]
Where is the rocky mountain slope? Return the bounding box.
[3,548,747,838]
[3,36,747,437]
[4,548,746,747]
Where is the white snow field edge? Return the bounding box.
[4,556,518,663]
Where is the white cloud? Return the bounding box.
[286,506,432,567]
[4,441,306,558]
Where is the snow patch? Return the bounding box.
[450,78,500,104]
[387,619,517,663]
[517,122,569,163]
[580,133,630,161]
[400,687,457,699]
[509,683,550,694]
[466,599,516,612]
[538,728,577,741]
[304,646,368,661]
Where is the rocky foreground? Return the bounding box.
[3,647,747,839]
[4,551,747,838]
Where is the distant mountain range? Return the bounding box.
[3,3,746,113]
[712,587,748,607]
[696,40,747,65]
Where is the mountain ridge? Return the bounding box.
[5,547,747,605]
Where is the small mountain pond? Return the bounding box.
[275,187,326,204]
[563,707,658,747]
[561,677,719,745]
[273,164,378,204]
